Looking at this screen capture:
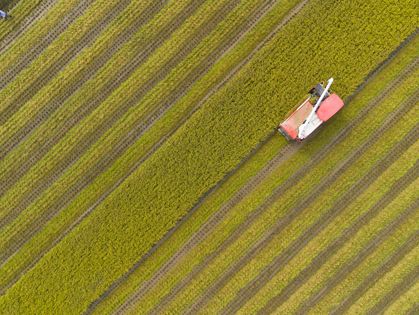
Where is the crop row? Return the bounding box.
[0,0,258,266]
[0,0,237,263]
[0,0,160,151]
[149,69,418,314]
[0,0,234,207]
[0,0,91,91]
[0,0,296,302]
[274,172,419,314]
[121,32,419,313]
[0,0,160,164]
[243,142,419,314]
[213,123,419,314]
[384,274,419,314]
[0,0,201,213]
[104,30,419,315]
[120,36,419,314]
[86,1,314,314]
[0,0,288,296]
[0,0,43,42]
[0,0,135,131]
[311,198,419,314]
[0,0,280,306]
[0,0,416,313]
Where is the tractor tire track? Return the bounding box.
[0,0,208,218]
[147,55,418,314]
[366,265,419,315]
[0,0,261,296]
[0,0,138,151]
[0,0,57,54]
[0,0,94,91]
[258,162,419,314]
[190,96,419,315]
[332,231,419,315]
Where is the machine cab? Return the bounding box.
[278,78,344,141]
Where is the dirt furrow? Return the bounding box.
[257,162,419,314]
[366,265,419,315]
[0,0,94,92]
[0,0,263,297]
[0,0,57,54]
[191,99,418,315]
[334,233,419,315]
[0,0,137,150]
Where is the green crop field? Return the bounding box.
[0,0,417,314]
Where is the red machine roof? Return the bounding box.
[317,93,344,122]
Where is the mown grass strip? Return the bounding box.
[0,0,416,313]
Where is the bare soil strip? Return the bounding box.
[366,265,419,315]
[0,0,94,92]
[0,0,137,153]
[258,162,419,314]
[332,232,419,315]
[0,0,56,54]
[191,101,418,315]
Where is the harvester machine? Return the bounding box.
[278,78,344,141]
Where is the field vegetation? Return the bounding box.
[0,0,417,314]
